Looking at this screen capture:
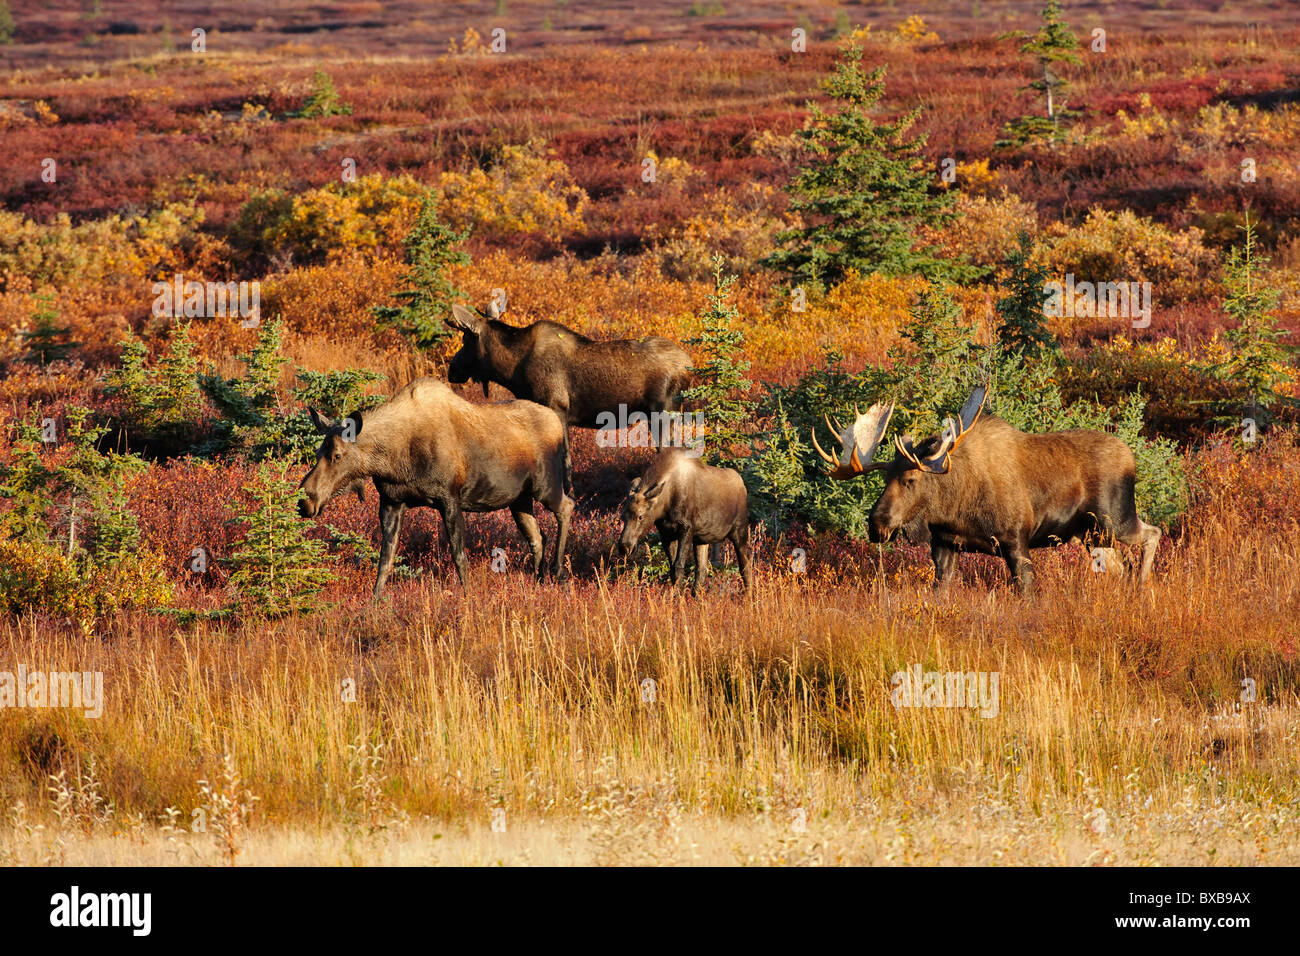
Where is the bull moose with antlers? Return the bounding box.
[812,385,1161,593]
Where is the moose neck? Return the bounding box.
[344,408,404,484]
[482,321,526,384]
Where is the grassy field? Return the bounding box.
[1,1,1298,865]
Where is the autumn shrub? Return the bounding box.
[1189,427,1300,530]
[925,191,1039,273]
[0,202,205,290]
[647,184,779,281]
[1060,337,1231,443]
[259,258,406,345]
[437,140,588,241]
[229,174,428,268]
[1036,207,1220,310]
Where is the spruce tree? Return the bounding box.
[373,196,471,349]
[200,320,289,457]
[296,71,352,118]
[997,1,1083,146]
[227,463,336,617]
[106,322,205,449]
[995,231,1058,358]
[760,42,963,290]
[683,259,754,465]
[1208,217,1296,428]
[22,293,78,366]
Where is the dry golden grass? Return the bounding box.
[2,492,1297,865]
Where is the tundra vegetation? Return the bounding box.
[0,2,1298,865]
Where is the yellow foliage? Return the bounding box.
[0,536,172,630]
[894,15,939,44]
[641,150,702,190]
[0,201,204,289]
[249,173,428,264]
[749,128,800,163]
[648,184,779,281]
[1038,207,1220,306]
[447,27,491,55]
[437,140,588,239]
[954,158,998,195]
[926,191,1039,270]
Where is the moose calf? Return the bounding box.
[616,449,752,595]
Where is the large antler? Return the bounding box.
[812,402,895,479]
[896,383,988,474]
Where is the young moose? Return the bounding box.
[616,449,752,595]
[299,378,574,597]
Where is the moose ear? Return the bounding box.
[488,298,505,319]
[449,304,484,335]
[644,480,666,501]
[309,408,334,434]
[342,413,363,440]
[629,476,642,493]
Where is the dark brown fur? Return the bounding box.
[872,416,1160,593]
[616,449,752,595]
[299,378,574,596]
[447,304,691,429]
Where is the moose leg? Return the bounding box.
[931,543,958,590]
[1118,520,1161,584]
[692,543,710,596]
[374,500,406,600]
[731,524,752,592]
[510,496,545,578]
[549,490,574,581]
[439,499,469,586]
[670,529,693,585]
[657,520,678,576]
[1004,541,1035,596]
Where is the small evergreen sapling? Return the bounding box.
[682,259,754,465]
[995,231,1059,359]
[372,195,471,349]
[760,42,966,289]
[227,463,336,617]
[1205,216,1297,430]
[22,293,78,366]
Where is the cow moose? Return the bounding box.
[812,385,1161,593]
[298,377,574,597]
[616,448,752,595]
[446,300,692,430]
